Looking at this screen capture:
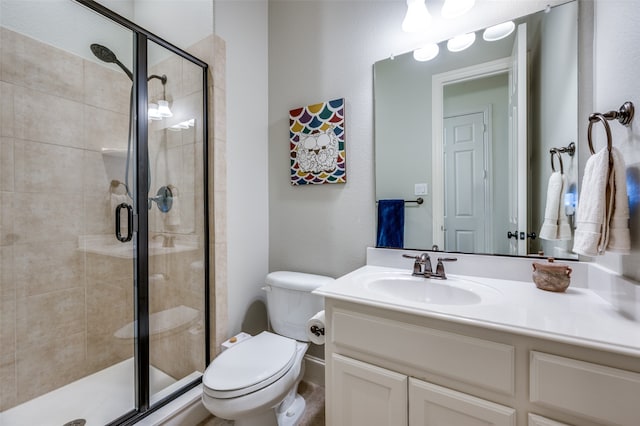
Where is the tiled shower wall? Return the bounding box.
[0,28,226,410]
[0,27,134,409]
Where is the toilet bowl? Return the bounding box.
[202,332,308,426]
[201,271,332,426]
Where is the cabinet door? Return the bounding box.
[331,354,408,426]
[528,413,572,426]
[409,378,515,426]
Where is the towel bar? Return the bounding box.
[376,197,424,205]
[550,150,564,174]
[588,101,634,155]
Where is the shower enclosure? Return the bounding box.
[0,0,211,424]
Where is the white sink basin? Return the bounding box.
[364,274,501,306]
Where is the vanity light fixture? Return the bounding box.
[148,73,173,120]
[402,0,431,33]
[483,21,515,41]
[447,32,476,52]
[441,0,475,19]
[413,43,439,62]
[148,103,162,121]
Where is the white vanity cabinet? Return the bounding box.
[323,298,640,426]
[331,353,515,426]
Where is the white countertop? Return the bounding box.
[315,265,640,358]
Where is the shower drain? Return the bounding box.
[63,419,86,426]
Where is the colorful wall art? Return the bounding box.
[289,98,346,185]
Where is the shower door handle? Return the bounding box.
[115,203,133,242]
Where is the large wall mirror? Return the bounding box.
[374,1,578,259]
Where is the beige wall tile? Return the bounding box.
[212,87,226,143]
[182,56,204,97]
[0,191,15,246]
[1,28,84,102]
[0,137,14,191]
[83,60,131,113]
[14,87,84,148]
[1,296,16,356]
[85,253,133,284]
[1,82,16,138]
[14,140,84,194]
[149,53,182,101]
[83,149,110,193]
[86,333,131,374]
[12,192,83,244]
[13,241,84,298]
[0,351,17,410]
[83,194,113,235]
[87,280,132,337]
[0,245,15,298]
[212,36,226,91]
[16,288,85,347]
[83,104,129,152]
[16,332,86,403]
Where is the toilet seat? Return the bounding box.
[203,332,297,399]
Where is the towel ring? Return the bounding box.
[550,149,564,174]
[587,113,613,155]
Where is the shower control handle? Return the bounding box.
[115,203,133,243]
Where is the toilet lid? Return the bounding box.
[203,331,297,398]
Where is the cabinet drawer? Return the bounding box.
[332,309,515,395]
[530,351,640,425]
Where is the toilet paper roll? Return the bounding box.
[306,310,326,345]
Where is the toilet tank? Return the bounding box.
[264,271,332,341]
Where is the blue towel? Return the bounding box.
[376,199,405,248]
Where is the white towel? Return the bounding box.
[539,172,571,240]
[573,147,610,256]
[606,147,630,253]
[557,174,572,240]
[539,172,562,240]
[573,146,629,256]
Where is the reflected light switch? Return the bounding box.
[414,183,428,195]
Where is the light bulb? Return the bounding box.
[148,103,162,121]
[441,0,475,19]
[157,100,173,118]
[447,32,476,52]
[402,0,431,33]
[483,21,515,41]
[413,43,439,62]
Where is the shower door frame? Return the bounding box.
[75,1,211,424]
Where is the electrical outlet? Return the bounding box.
[414,183,428,195]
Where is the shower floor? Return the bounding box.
[0,358,198,426]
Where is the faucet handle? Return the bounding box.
[402,253,430,275]
[435,257,457,279]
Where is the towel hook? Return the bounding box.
[587,113,613,155]
[550,149,564,174]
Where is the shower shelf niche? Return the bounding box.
[78,234,199,258]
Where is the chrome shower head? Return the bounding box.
[90,43,133,81]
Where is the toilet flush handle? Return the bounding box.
[261,286,271,292]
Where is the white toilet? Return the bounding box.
[202,271,331,426]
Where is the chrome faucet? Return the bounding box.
[402,253,432,276]
[402,253,457,279]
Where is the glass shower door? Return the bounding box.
[145,38,208,405]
